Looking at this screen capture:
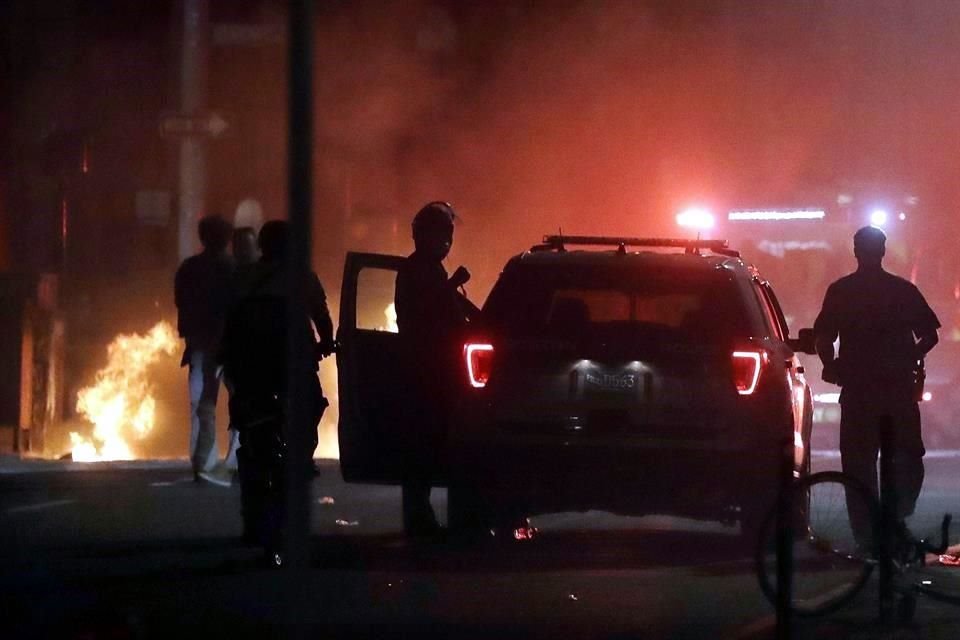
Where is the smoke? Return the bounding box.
[302,1,960,459]
[310,2,842,295]
[41,1,960,460]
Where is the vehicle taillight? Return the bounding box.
[732,350,766,395]
[464,343,494,388]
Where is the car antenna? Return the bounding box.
[557,227,566,252]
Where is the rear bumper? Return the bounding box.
[448,430,784,520]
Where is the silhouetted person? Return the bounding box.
[174,214,234,483]
[206,226,262,486]
[814,226,940,544]
[395,201,475,537]
[232,226,259,269]
[220,220,334,561]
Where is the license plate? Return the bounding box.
[584,371,637,392]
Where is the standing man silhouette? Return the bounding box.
[394,202,474,537]
[174,214,234,483]
[814,225,940,543]
[203,226,261,487]
[220,220,334,560]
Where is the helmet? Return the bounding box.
[258,220,289,261]
[411,201,457,259]
[412,201,456,236]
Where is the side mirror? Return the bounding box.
[787,328,817,355]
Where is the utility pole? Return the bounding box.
[177,0,210,261]
[285,0,314,573]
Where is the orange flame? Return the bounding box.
[314,361,340,460]
[70,321,179,462]
[383,302,398,333]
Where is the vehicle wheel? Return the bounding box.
[756,471,878,616]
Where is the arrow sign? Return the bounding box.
[160,112,230,138]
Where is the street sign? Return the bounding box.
[159,112,229,138]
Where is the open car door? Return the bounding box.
[337,252,409,484]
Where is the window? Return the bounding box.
[762,282,791,338]
[356,267,399,332]
[752,279,785,340]
[484,264,750,340]
[547,289,703,328]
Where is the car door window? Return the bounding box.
[761,282,790,339]
[337,252,408,485]
[356,267,399,332]
[752,279,785,340]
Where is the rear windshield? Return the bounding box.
[482,263,751,341]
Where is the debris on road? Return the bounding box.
[939,554,960,566]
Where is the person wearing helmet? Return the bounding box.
[814,225,940,546]
[220,219,335,562]
[199,226,264,487]
[394,201,476,537]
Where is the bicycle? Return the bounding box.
[755,470,960,621]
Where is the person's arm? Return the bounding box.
[173,262,185,310]
[815,334,836,365]
[915,329,939,359]
[173,261,189,338]
[456,292,481,320]
[448,266,470,290]
[813,284,841,384]
[309,274,335,354]
[447,265,480,321]
[911,286,941,360]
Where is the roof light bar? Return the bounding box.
[542,235,731,251]
[727,210,826,222]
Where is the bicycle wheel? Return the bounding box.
[756,471,878,616]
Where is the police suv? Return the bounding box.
[337,236,816,540]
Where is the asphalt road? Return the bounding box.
[2,452,960,639]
